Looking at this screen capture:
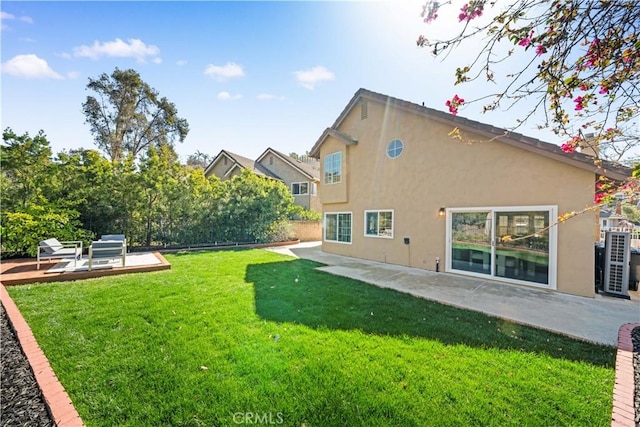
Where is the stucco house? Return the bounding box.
[309,88,632,297]
[204,148,321,211]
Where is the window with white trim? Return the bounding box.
[324,152,342,184]
[324,212,352,243]
[310,182,317,196]
[365,210,394,238]
[386,139,404,159]
[447,206,557,289]
[291,182,309,195]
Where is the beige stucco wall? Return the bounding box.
[319,99,596,297]
[206,158,233,180]
[291,220,322,242]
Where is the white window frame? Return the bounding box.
[324,152,342,185]
[310,182,317,196]
[364,210,394,239]
[386,139,404,159]
[445,205,558,290]
[324,212,352,244]
[291,182,309,196]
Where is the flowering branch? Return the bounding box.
[417,0,640,166]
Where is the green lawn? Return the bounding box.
[7,249,615,426]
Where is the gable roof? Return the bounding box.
[256,147,320,181]
[309,88,632,181]
[204,149,280,179]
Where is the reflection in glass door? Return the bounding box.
[494,211,549,284]
[450,211,493,276]
[447,206,556,288]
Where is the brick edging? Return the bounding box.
[1,285,85,427]
[611,322,639,427]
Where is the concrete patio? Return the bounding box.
[269,242,640,346]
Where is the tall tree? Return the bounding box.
[1,128,54,210]
[138,144,182,246]
[215,170,294,243]
[82,68,190,162]
[0,129,91,256]
[417,1,640,168]
[185,150,211,169]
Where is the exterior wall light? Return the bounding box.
[439,207,446,217]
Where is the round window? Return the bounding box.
[386,139,404,158]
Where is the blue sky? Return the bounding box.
[1,1,559,162]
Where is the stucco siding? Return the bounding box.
[207,159,232,181]
[257,154,320,210]
[319,138,349,204]
[319,98,596,297]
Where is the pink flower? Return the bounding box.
[446,94,465,115]
[599,86,608,94]
[594,192,605,204]
[535,44,547,56]
[422,1,440,23]
[518,30,534,47]
[573,96,585,111]
[424,14,438,23]
[458,2,483,22]
[561,135,583,153]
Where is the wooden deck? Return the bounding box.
[0,252,171,286]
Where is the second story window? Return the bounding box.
[324,152,342,184]
[291,182,309,195]
[387,139,404,158]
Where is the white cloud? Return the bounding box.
[72,38,160,63]
[1,54,62,79]
[294,65,335,90]
[217,91,243,101]
[1,11,33,24]
[176,60,187,66]
[67,71,81,79]
[257,93,285,101]
[204,62,245,80]
[152,57,162,64]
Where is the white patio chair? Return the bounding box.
[37,238,83,270]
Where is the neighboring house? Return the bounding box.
[599,204,640,245]
[204,148,321,211]
[309,88,632,298]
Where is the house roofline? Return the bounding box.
[205,149,281,180]
[256,147,319,181]
[223,163,242,178]
[309,88,632,181]
[309,128,358,158]
[204,150,236,177]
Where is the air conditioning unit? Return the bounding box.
[603,231,631,299]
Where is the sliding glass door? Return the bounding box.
[494,211,550,284]
[447,206,556,288]
[450,211,493,275]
